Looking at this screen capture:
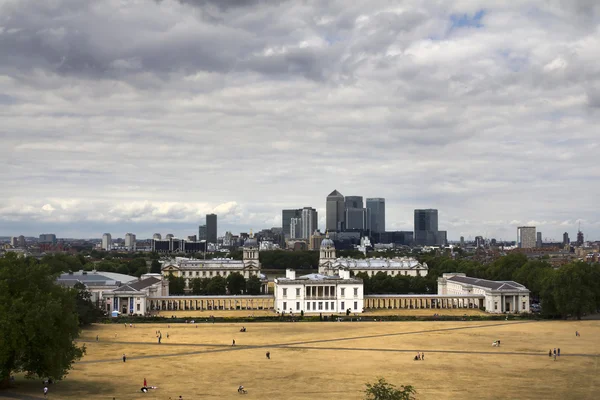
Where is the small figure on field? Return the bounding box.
[43,386,48,397]
[122,353,127,363]
[232,339,236,346]
[266,351,270,359]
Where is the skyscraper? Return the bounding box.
[326,190,345,232]
[345,207,370,230]
[282,209,302,238]
[366,198,385,233]
[517,226,536,248]
[290,217,302,239]
[344,196,363,209]
[536,232,542,248]
[301,207,318,239]
[124,233,136,252]
[102,233,112,251]
[576,230,584,246]
[414,209,439,246]
[198,225,207,241]
[206,214,217,244]
[563,232,570,246]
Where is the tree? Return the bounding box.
[364,378,416,400]
[226,272,246,294]
[206,276,227,295]
[0,254,85,388]
[73,282,104,325]
[246,275,262,295]
[150,259,162,274]
[190,278,210,295]
[168,273,186,295]
[551,262,598,319]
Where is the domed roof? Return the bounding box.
[321,232,335,248]
[244,230,258,247]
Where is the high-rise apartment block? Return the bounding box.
[536,232,542,248]
[563,232,570,246]
[102,233,112,251]
[366,198,385,234]
[326,190,345,232]
[39,234,57,244]
[124,233,136,251]
[517,227,536,248]
[206,214,217,243]
[290,217,302,239]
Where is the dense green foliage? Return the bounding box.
[73,282,104,326]
[167,273,186,295]
[246,275,262,295]
[226,272,246,294]
[259,250,318,269]
[0,254,85,388]
[364,378,416,400]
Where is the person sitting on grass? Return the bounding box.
[238,385,247,394]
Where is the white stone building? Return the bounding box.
[160,235,267,292]
[437,273,530,313]
[102,273,169,315]
[274,269,364,314]
[318,233,428,277]
[56,270,137,306]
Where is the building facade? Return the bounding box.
[517,226,536,248]
[102,273,169,315]
[102,233,112,251]
[366,198,385,234]
[438,273,530,313]
[198,225,207,241]
[301,207,318,239]
[326,189,345,232]
[125,233,136,252]
[274,269,364,314]
[414,209,441,246]
[57,270,138,308]
[345,207,370,231]
[206,214,217,244]
[282,209,302,239]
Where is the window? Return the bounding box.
[331,302,334,310]
[341,288,345,297]
[354,301,358,310]
[203,271,206,277]
[196,271,199,276]
[354,288,358,297]
[494,302,498,310]
[283,302,287,311]
[307,302,310,310]
[318,302,323,310]
[522,302,526,310]
[282,288,287,297]
[341,301,345,310]
[325,302,329,310]
[404,271,407,276]
[136,304,140,311]
[296,288,301,296]
[296,302,300,310]
[209,271,213,277]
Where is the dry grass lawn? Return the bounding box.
[5,320,600,400]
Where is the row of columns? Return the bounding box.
[364,297,483,310]
[149,298,275,312]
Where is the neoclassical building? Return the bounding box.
[318,234,428,277]
[102,273,169,315]
[438,273,530,314]
[160,234,267,292]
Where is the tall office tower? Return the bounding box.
[414,209,439,246]
[460,236,465,246]
[10,237,18,247]
[198,225,207,241]
[517,226,536,248]
[326,190,345,232]
[366,198,385,233]
[563,232,570,245]
[536,232,542,248]
[282,209,302,239]
[153,233,162,240]
[576,230,584,246]
[345,196,363,209]
[301,207,318,239]
[17,235,26,248]
[124,233,136,251]
[475,236,485,247]
[290,217,303,239]
[345,207,370,230]
[39,234,57,244]
[206,214,217,243]
[102,233,113,251]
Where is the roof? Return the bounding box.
[333,257,426,270]
[447,275,528,291]
[112,277,161,293]
[327,189,344,198]
[276,273,362,284]
[57,270,136,286]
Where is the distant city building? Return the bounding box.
[414,209,445,246]
[102,233,112,251]
[10,237,18,247]
[536,232,542,248]
[290,217,303,239]
[153,233,162,241]
[206,214,217,244]
[345,207,370,231]
[17,235,25,248]
[378,231,413,246]
[151,236,206,253]
[475,236,485,247]
[124,233,136,252]
[187,235,197,242]
[301,207,318,239]
[366,198,385,234]
[166,234,174,240]
[326,190,345,232]
[309,230,324,250]
[344,196,363,209]
[517,227,536,249]
[562,233,569,246]
[282,209,302,239]
[198,224,207,241]
[39,234,57,244]
[576,230,584,246]
[460,236,465,246]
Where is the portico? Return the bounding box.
[147,295,274,312]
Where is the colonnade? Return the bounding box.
[363,296,484,310]
[149,296,275,312]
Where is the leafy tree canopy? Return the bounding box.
[364,377,416,400]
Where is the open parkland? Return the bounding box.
[2,312,599,400]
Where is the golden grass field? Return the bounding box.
[4,320,600,400]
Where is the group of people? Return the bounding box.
[413,352,425,361]
[492,340,501,347]
[240,327,247,332]
[549,348,561,360]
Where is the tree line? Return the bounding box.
[168,272,263,296]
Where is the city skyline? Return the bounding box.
[1,1,599,240]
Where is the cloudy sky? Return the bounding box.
[1,0,599,241]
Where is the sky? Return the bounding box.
[1,0,599,241]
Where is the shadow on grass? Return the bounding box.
[2,376,120,399]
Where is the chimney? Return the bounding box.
[286,269,296,280]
